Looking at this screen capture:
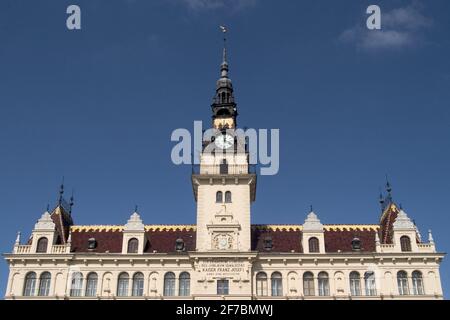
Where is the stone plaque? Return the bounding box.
[198,259,246,279]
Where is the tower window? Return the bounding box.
[225,191,232,203]
[308,237,320,253]
[220,159,228,174]
[127,238,139,254]
[216,191,223,203]
[36,237,48,253]
[217,279,229,295]
[400,236,412,252]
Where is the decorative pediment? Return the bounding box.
[34,211,55,231]
[124,212,145,231]
[303,211,323,232]
[393,209,415,230]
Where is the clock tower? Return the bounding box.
[192,41,256,252]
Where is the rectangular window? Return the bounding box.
[217,280,229,295]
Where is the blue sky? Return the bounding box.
[0,0,449,297]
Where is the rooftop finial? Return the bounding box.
[69,189,74,215]
[385,174,392,194]
[59,176,65,205]
[310,205,313,213]
[219,25,229,78]
[134,205,138,213]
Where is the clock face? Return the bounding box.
[215,134,234,149]
[214,234,232,250]
[218,237,228,249]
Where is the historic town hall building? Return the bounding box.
[3,43,445,300]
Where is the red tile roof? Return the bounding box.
[70,225,379,253]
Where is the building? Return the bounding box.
[3,42,445,300]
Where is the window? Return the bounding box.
[23,272,37,296]
[175,238,185,252]
[87,238,97,250]
[164,272,176,296]
[364,272,377,296]
[349,271,361,296]
[256,272,268,296]
[318,272,329,296]
[179,272,190,296]
[132,272,144,296]
[216,191,223,203]
[303,272,315,296]
[412,271,424,295]
[70,272,83,297]
[220,159,228,174]
[217,279,229,295]
[400,236,412,252]
[36,237,48,253]
[271,272,282,296]
[38,272,51,296]
[308,237,319,253]
[263,237,273,251]
[127,238,139,254]
[225,191,232,203]
[85,272,98,297]
[351,237,361,251]
[117,272,129,297]
[397,271,409,295]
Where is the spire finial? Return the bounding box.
[134,205,138,213]
[69,189,74,215]
[15,231,21,245]
[46,203,50,212]
[385,174,392,194]
[59,176,65,205]
[428,229,434,243]
[219,25,229,78]
[309,205,313,213]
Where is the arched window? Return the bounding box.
[164,272,176,296]
[256,272,268,296]
[308,237,320,253]
[132,272,144,296]
[70,272,83,297]
[36,237,48,253]
[303,272,315,296]
[400,236,412,252]
[216,191,223,203]
[225,191,232,203]
[127,238,139,254]
[23,272,37,296]
[412,271,424,295]
[397,271,409,295]
[318,272,329,296]
[85,272,98,297]
[220,159,228,174]
[38,272,51,296]
[349,271,361,296]
[271,272,282,296]
[364,272,377,296]
[179,272,190,296]
[117,272,129,297]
